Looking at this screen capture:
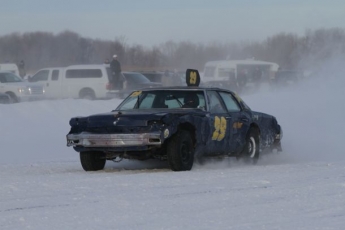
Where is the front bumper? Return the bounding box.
[67,132,162,147]
[275,126,283,140]
[18,94,46,102]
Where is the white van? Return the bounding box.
[203,59,279,89]
[0,63,20,76]
[29,64,111,99]
[29,64,160,99]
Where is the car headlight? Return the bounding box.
[18,87,28,94]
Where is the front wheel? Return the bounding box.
[6,92,19,103]
[241,128,260,164]
[167,130,194,171]
[80,151,106,171]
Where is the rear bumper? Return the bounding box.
[67,132,162,147]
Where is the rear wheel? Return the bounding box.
[79,88,95,100]
[80,151,106,171]
[167,130,194,171]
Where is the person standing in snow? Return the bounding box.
[110,54,124,90]
[18,60,26,78]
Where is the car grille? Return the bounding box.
[28,86,43,94]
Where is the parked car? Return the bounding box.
[66,69,283,172]
[139,71,164,83]
[140,70,185,87]
[0,71,45,103]
[106,71,161,99]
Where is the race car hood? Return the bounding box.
[251,111,282,139]
[251,111,275,120]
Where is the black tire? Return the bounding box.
[242,128,260,164]
[6,92,19,103]
[167,130,194,171]
[80,151,106,171]
[79,88,95,100]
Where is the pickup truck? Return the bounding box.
[0,93,10,104]
[0,71,45,103]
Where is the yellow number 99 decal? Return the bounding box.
[130,91,142,97]
[212,116,227,141]
[189,71,197,84]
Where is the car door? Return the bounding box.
[30,69,50,96]
[47,69,62,98]
[205,90,233,155]
[218,91,251,152]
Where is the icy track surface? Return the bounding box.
[1,76,345,229]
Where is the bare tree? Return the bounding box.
[1,28,344,74]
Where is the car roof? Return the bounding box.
[0,71,18,74]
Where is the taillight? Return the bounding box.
[106,82,112,90]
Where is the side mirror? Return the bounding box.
[27,75,32,82]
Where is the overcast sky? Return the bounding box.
[1,0,344,47]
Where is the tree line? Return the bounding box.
[0,28,344,74]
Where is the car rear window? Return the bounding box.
[66,69,102,78]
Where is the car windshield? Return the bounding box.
[0,72,23,83]
[116,90,206,110]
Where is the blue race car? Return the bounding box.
[67,69,282,171]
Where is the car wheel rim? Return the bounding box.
[249,137,256,158]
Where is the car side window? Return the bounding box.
[66,69,102,78]
[0,73,6,83]
[207,91,227,113]
[52,70,59,81]
[232,92,251,111]
[219,92,241,112]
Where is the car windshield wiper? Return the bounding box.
[171,95,183,107]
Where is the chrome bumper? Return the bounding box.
[19,94,46,102]
[275,127,283,140]
[66,132,162,147]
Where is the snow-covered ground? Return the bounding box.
[1,74,345,229]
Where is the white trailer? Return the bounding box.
[203,59,279,90]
